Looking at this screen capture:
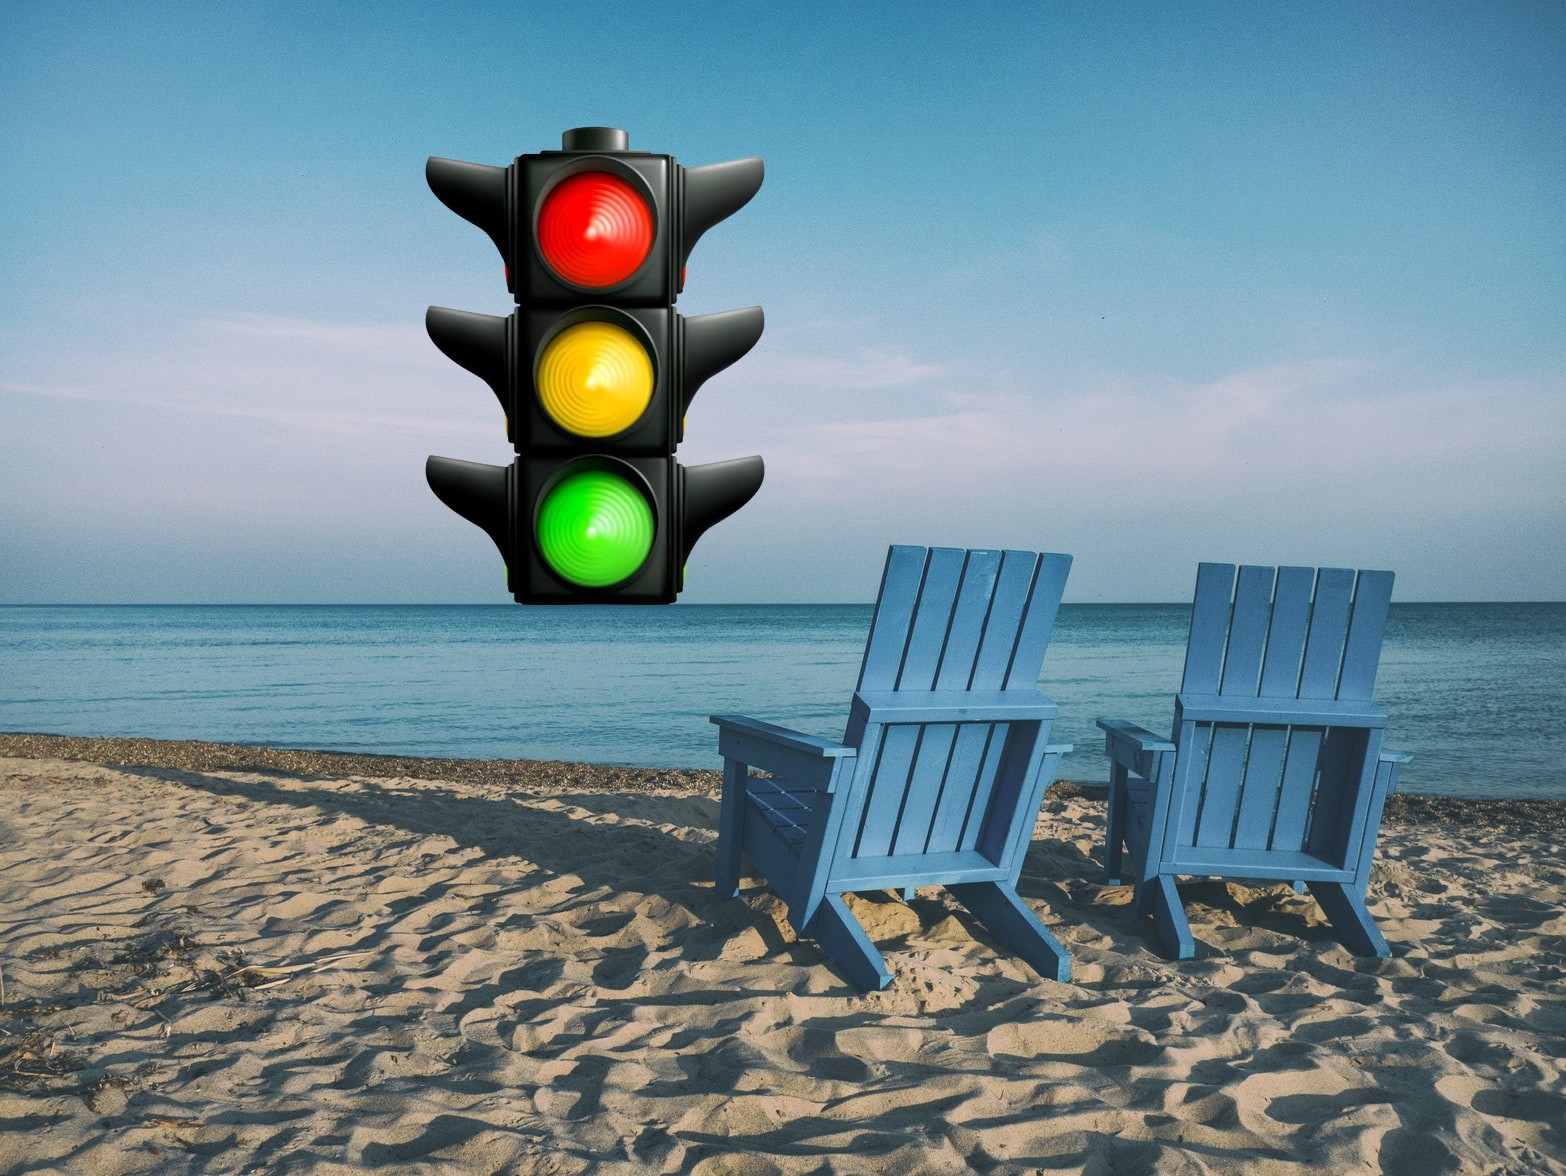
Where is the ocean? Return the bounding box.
[1,603,1562,801]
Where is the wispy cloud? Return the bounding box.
[762,358,1566,515]
[197,314,413,348]
[747,343,948,390]
[0,311,492,441]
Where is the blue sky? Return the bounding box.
[2,2,1562,603]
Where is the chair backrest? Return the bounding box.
[1182,563,1393,703]
[1170,564,1395,865]
[835,546,1071,870]
[854,546,1069,699]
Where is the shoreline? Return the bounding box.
[0,731,721,796]
[3,729,1563,832]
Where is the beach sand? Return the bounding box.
[2,733,1563,1174]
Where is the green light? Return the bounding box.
[535,469,654,588]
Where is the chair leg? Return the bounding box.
[809,893,893,992]
[949,881,1071,983]
[899,886,917,902]
[1308,881,1391,958]
[715,760,746,900]
[1132,869,1158,916]
[1104,767,1127,885]
[1150,875,1196,960]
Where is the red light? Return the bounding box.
[537,172,653,289]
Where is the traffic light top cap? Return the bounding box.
[563,127,629,152]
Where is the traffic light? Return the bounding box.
[424,127,765,604]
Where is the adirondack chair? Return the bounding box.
[1098,563,1411,960]
[711,545,1075,992]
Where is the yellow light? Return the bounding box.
[536,320,654,438]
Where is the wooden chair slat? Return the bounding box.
[1194,725,1248,848]
[896,547,969,690]
[971,551,1042,688]
[1259,566,1315,697]
[856,546,929,692]
[1298,567,1356,698]
[1220,565,1275,697]
[1181,563,1237,694]
[1338,570,1394,701]
[934,551,1004,690]
[1232,726,1289,851]
[1004,552,1071,690]
[890,723,959,856]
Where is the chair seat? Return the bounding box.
[1122,779,1349,881]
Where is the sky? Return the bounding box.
[1,2,1562,604]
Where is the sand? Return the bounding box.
[2,733,1563,1175]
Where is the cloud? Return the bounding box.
[760,357,1566,519]
[199,314,414,349]
[0,311,492,441]
[712,356,1565,600]
[746,343,948,390]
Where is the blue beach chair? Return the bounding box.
[1098,563,1411,960]
[712,545,1074,991]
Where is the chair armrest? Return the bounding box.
[1096,718,1175,777]
[850,688,1058,725]
[1378,748,1412,794]
[1175,693,1387,729]
[710,714,857,790]
[1096,718,1174,752]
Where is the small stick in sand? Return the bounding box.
[145,1116,203,1131]
[147,1007,174,1038]
[226,948,376,989]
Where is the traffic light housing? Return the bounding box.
[424,127,765,604]
[425,453,766,601]
[424,303,763,453]
[425,125,763,306]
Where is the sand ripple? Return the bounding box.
[2,752,1563,1174]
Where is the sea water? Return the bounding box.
[1,603,1562,800]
